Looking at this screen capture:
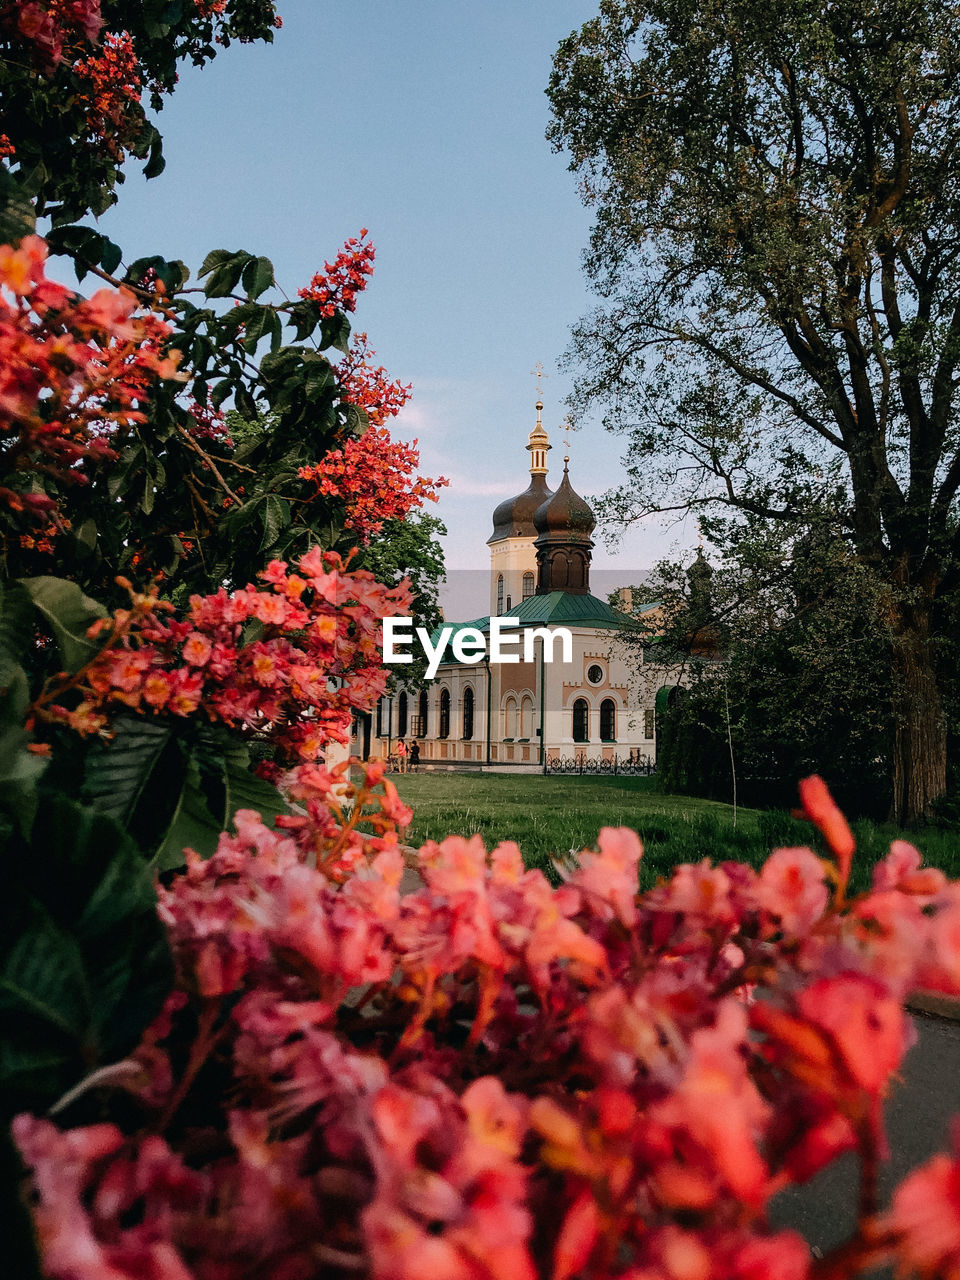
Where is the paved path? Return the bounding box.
[772,1011,960,1268]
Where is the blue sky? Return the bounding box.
[86,0,695,594]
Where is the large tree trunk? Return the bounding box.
[889,599,947,824]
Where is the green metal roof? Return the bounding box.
[428,592,659,665]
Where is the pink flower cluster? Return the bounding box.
[3,0,103,70]
[73,29,142,161]
[185,396,232,445]
[298,425,447,543]
[336,330,413,427]
[13,777,960,1279]
[298,230,376,317]
[37,548,411,761]
[0,235,180,544]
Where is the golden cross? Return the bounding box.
[530,362,548,398]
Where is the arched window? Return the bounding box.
[522,571,535,600]
[397,691,408,739]
[376,697,383,738]
[505,594,512,611]
[496,574,504,616]
[418,688,428,738]
[439,688,450,738]
[463,686,474,739]
[504,696,517,739]
[573,698,589,742]
[600,698,616,741]
[520,695,534,738]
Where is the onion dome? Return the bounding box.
[532,462,596,542]
[487,400,554,544]
[687,547,714,588]
[533,461,596,595]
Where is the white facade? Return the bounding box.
[353,409,672,771]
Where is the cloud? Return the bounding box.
[438,473,516,497]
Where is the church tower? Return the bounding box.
[487,399,553,615]
[532,447,596,595]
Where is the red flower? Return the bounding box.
[797,775,855,889]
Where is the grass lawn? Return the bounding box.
[392,770,960,891]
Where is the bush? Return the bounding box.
[13,773,960,1280]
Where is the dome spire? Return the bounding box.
[526,362,551,476]
[527,397,551,476]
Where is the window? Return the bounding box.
[505,595,512,611]
[573,698,589,742]
[397,691,408,739]
[644,709,655,740]
[496,574,504,616]
[587,663,604,685]
[463,686,474,739]
[439,688,450,738]
[376,697,383,738]
[504,696,517,739]
[522,571,535,600]
[600,698,616,741]
[418,689,428,738]
[520,695,534,738]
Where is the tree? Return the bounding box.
[0,0,283,228]
[0,11,444,1251]
[632,526,895,814]
[548,0,960,821]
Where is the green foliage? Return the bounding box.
[356,511,447,686]
[548,0,960,818]
[638,525,895,815]
[0,1,281,226]
[0,792,172,1118]
[21,576,108,672]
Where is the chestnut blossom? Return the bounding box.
[14,777,960,1280]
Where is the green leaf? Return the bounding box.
[0,902,91,1050]
[0,170,36,245]
[204,253,250,298]
[75,517,98,555]
[107,444,143,500]
[142,125,166,179]
[210,378,234,409]
[259,346,300,382]
[235,383,258,419]
[0,794,172,1115]
[0,581,35,674]
[259,493,291,550]
[99,237,123,275]
[82,715,174,825]
[0,731,47,838]
[153,756,222,871]
[199,248,240,278]
[242,305,276,352]
[321,312,352,354]
[242,255,274,300]
[20,577,108,673]
[223,760,290,831]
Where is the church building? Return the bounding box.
[357,400,666,771]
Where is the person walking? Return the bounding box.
[395,738,408,773]
[409,740,420,773]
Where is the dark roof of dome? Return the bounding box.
[533,465,596,542]
[687,548,714,582]
[488,473,554,543]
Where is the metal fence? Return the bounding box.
[545,754,656,776]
